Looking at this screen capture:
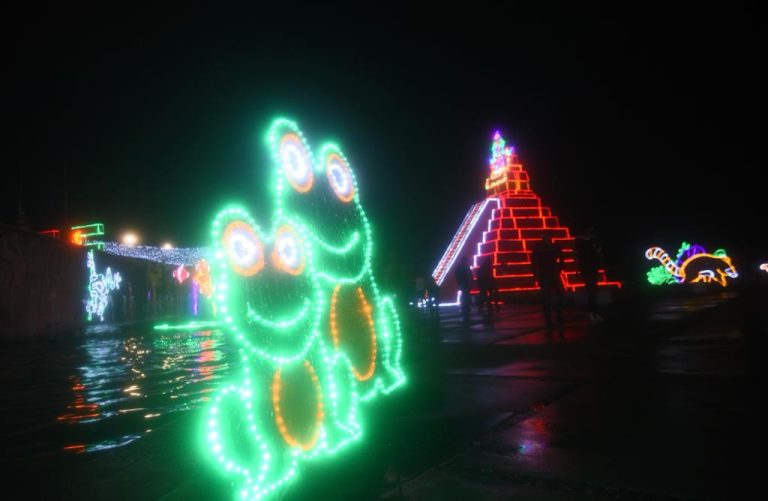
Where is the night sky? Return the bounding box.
[5,4,763,284]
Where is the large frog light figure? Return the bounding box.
[205,118,405,499]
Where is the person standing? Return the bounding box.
[476,259,492,314]
[489,263,500,312]
[531,235,564,329]
[575,227,604,324]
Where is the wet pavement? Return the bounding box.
[1,323,237,461]
[1,289,759,500]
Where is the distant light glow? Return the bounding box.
[162,242,174,250]
[122,232,139,247]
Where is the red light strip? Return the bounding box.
[434,142,621,300]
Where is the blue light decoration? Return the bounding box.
[102,242,209,266]
[203,118,405,499]
[645,242,738,287]
[85,250,122,321]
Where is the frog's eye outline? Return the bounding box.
[325,152,355,203]
[222,220,265,276]
[279,133,313,193]
[271,224,306,276]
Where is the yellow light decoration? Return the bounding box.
[193,259,215,298]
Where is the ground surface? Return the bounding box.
[3,287,760,500]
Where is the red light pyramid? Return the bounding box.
[432,132,620,303]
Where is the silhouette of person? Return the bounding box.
[427,276,440,317]
[531,235,564,329]
[489,264,500,312]
[454,255,473,321]
[476,259,498,314]
[575,227,604,324]
[413,276,426,306]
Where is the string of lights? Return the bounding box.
[102,242,210,265]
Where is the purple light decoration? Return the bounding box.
[192,281,199,316]
[489,131,514,174]
[677,244,706,265]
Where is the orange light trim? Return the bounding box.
[679,253,725,284]
[271,225,306,276]
[330,284,342,347]
[222,221,264,277]
[329,285,377,381]
[353,287,377,381]
[280,133,313,193]
[71,230,84,245]
[193,259,214,298]
[271,360,324,451]
[326,153,355,203]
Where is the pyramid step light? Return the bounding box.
[433,131,620,304]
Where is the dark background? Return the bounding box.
[4,3,763,286]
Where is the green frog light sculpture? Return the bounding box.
[204,119,405,499]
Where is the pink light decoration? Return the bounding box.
[173,265,190,284]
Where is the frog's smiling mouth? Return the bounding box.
[310,230,360,255]
[246,297,310,330]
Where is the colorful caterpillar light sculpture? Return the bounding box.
[645,244,738,287]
